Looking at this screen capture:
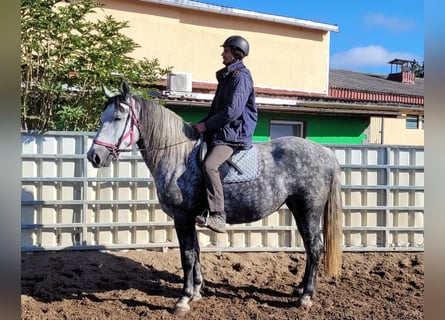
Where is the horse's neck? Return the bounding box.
[137,101,196,176]
[138,141,196,188]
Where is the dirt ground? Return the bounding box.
[21,249,423,320]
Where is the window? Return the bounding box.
[406,115,419,129]
[270,120,305,139]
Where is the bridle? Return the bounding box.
[92,96,141,160]
[92,95,197,159]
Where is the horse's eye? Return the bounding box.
[114,117,122,121]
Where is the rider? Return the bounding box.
[192,35,258,233]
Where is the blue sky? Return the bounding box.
[196,0,424,75]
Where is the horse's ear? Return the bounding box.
[120,80,131,100]
[102,84,115,99]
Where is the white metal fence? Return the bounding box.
[21,131,424,252]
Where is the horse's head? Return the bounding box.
[87,80,141,168]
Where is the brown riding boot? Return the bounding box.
[195,210,226,233]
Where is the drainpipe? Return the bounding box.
[381,116,385,144]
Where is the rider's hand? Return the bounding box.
[192,122,207,134]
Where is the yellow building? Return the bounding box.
[95,0,423,145]
[98,0,337,94]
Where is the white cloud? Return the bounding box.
[330,45,421,69]
[364,14,416,34]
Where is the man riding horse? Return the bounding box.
[192,35,258,233]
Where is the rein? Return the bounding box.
[93,96,194,158]
[118,139,193,153]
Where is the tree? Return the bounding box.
[21,0,171,131]
[410,60,424,78]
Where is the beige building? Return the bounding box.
[94,0,423,146]
[329,67,424,146]
[369,116,424,145]
[97,0,338,94]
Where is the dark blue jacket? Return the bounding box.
[203,60,257,149]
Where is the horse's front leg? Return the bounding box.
[173,216,203,315]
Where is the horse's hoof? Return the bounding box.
[173,298,191,315]
[296,295,313,308]
[293,286,304,296]
[172,305,190,316]
[190,293,202,302]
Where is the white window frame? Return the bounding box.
[270,120,305,139]
[406,115,419,129]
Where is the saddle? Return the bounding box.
[198,140,242,173]
[190,138,261,184]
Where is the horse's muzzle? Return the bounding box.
[87,146,113,168]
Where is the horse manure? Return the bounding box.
[232,262,243,272]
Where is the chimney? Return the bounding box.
[387,59,415,84]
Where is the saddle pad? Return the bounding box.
[186,139,203,176]
[186,140,261,184]
[222,146,260,184]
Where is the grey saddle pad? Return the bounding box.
[187,139,261,184]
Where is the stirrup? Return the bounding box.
[195,210,226,233]
[196,209,210,227]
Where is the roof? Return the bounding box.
[388,58,415,65]
[161,69,424,117]
[329,69,424,97]
[138,0,339,32]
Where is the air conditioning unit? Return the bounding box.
[167,72,192,93]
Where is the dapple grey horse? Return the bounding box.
[87,81,342,315]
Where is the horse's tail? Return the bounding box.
[323,153,343,278]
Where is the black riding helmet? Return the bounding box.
[221,35,249,56]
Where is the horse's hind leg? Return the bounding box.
[287,199,324,308]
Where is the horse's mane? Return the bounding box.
[133,95,197,166]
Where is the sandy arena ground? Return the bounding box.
[21,249,423,319]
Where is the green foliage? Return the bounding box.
[21,0,172,131]
[54,104,87,131]
[410,60,424,78]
